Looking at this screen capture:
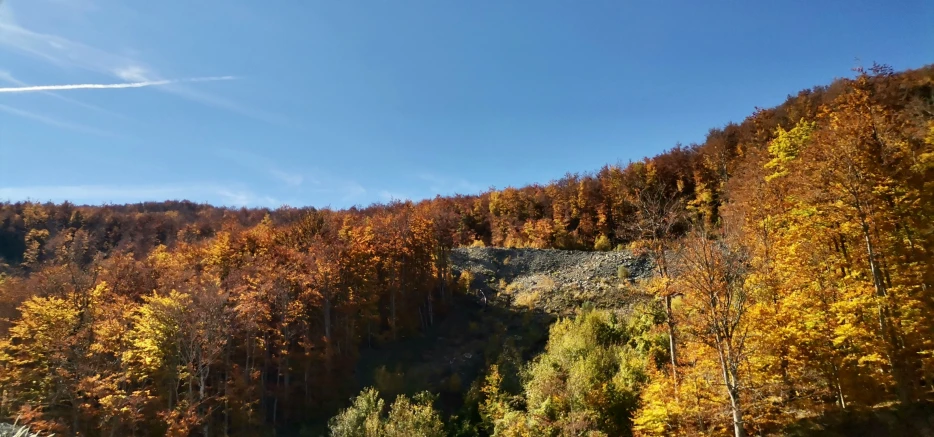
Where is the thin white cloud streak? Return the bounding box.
[0,183,285,208]
[0,69,123,117]
[0,9,281,123]
[0,76,235,93]
[112,68,286,125]
[0,103,117,137]
[125,67,287,124]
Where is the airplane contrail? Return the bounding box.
[0,76,236,94]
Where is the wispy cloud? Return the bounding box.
[341,182,367,202]
[379,190,411,202]
[0,76,235,93]
[216,189,283,208]
[0,103,117,137]
[418,173,483,195]
[0,5,277,122]
[43,0,98,12]
[269,169,304,187]
[216,148,308,187]
[0,183,284,207]
[0,69,123,116]
[115,66,286,125]
[0,15,134,72]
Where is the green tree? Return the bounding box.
[520,309,653,436]
[329,388,384,437]
[329,388,445,437]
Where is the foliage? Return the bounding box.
[328,388,444,437]
[477,308,659,436]
[328,388,384,437]
[635,65,934,436]
[593,235,612,252]
[617,265,630,282]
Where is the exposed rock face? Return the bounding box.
[450,247,654,314]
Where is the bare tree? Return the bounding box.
[625,179,686,385]
[678,229,751,437]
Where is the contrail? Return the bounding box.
[0,76,236,94]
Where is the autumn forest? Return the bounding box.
[1,64,933,436]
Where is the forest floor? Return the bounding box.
[783,399,934,436]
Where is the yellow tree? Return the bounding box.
[0,296,78,432]
[800,67,932,402]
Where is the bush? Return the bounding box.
[385,392,445,437]
[520,309,651,436]
[617,265,630,282]
[458,270,475,294]
[329,388,445,437]
[329,387,384,437]
[513,289,540,309]
[594,235,612,251]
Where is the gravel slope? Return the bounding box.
[450,247,654,314]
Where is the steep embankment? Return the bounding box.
[450,247,654,315]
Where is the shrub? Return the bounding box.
[385,392,445,437]
[513,289,540,309]
[458,270,475,294]
[618,265,630,282]
[594,235,612,251]
[522,309,651,436]
[329,388,445,437]
[328,387,384,437]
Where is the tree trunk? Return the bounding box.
[200,367,209,437]
[390,273,398,340]
[860,216,912,403]
[716,342,745,437]
[728,387,746,437]
[224,343,230,437]
[324,294,332,344]
[427,292,434,327]
[665,295,678,388]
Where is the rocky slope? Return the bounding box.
[450,247,654,315]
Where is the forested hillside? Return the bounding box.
[1,64,932,436]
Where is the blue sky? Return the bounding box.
[0,0,931,208]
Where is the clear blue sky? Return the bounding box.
[0,0,931,208]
